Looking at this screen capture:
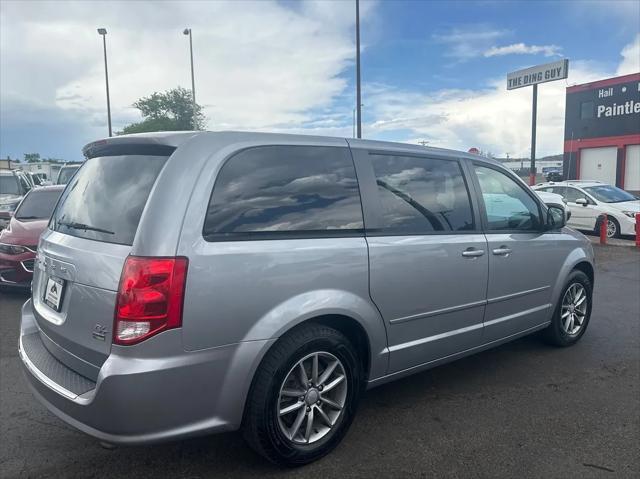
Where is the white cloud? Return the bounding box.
[432,26,507,61]
[1,0,368,157]
[484,43,562,58]
[617,34,640,75]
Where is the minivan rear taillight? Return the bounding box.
[114,256,188,345]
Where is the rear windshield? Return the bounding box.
[0,175,21,195]
[51,155,169,245]
[15,189,63,220]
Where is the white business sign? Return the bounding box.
[507,59,569,90]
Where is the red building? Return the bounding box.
[563,72,640,193]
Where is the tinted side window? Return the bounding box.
[474,165,541,231]
[203,146,363,239]
[369,154,474,234]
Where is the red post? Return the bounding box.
[529,173,536,186]
[635,213,640,248]
[600,214,608,245]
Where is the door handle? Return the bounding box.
[492,247,512,256]
[462,248,485,258]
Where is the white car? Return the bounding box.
[534,190,571,222]
[533,181,639,238]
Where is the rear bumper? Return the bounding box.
[19,300,274,445]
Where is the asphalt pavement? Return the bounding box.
[1,245,638,478]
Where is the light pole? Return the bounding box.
[97,28,112,137]
[353,108,355,138]
[183,28,197,129]
[352,104,363,138]
[355,0,362,139]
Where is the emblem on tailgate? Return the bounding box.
[92,324,108,341]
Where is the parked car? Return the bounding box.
[534,190,571,222]
[19,132,595,466]
[533,181,639,238]
[0,169,33,230]
[0,185,64,289]
[55,164,80,185]
[545,170,564,182]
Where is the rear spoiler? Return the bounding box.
[82,141,176,159]
[82,132,200,159]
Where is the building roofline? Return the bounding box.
[566,72,640,94]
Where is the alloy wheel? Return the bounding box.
[606,219,617,238]
[560,283,588,335]
[277,351,347,445]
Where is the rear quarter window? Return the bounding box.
[203,145,364,240]
[51,155,169,245]
[15,189,63,220]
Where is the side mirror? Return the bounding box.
[546,204,566,230]
[575,198,588,206]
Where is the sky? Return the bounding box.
[1,0,639,162]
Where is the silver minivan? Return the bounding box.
[19,132,595,465]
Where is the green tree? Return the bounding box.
[24,153,40,163]
[119,87,206,135]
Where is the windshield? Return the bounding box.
[584,185,636,203]
[15,189,63,220]
[0,175,21,195]
[51,155,169,245]
[56,166,80,184]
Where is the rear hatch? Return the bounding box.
[31,146,174,381]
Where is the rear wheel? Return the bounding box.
[542,270,592,347]
[242,324,362,466]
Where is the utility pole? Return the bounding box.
[355,0,362,139]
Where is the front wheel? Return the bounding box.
[596,216,620,238]
[606,217,620,238]
[542,270,593,347]
[242,324,362,466]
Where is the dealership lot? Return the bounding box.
[1,245,638,478]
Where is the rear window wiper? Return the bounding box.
[58,221,115,235]
[15,216,41,220]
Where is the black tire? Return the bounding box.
[542,270,593,347]
[242,323,363,466]
[607,217,620,238]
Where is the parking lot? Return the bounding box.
[1,244,638,478]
